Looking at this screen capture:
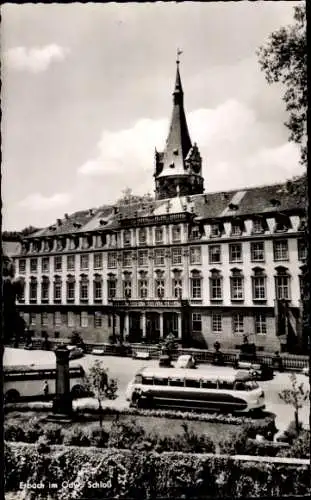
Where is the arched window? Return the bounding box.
[53,275,62,303]
[155,271,165,299]
[66,274,75,303]
[252,267,266,301]
[123,272,132,299]
[41,276,50,303]
[138,270,148,299]
[230,268,244,301]
[275,266,291,300]
[209,269,222,301]
[93,274,102,303]
[29,276,38,303]
[79,274,89,303]
[107,273,117,300]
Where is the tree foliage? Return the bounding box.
[84,360,118,427]
[279,373,309,433]
[2,255,25,347]
[257,4,307,164]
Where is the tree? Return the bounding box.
[279,373,309,435]
[2,254,25,348]
[257,4,307,164]
[84,360,118,428]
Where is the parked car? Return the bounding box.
[175,355,196,369]
[236,360,274,381]
[67,345,85,360]
[302,366,309,377]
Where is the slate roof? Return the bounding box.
[24,177,305,239]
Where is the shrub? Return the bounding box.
[24,417,41,443]
[88,428,109,447]
[62,428,91,447]
[42,423,63,444]
[4,423,25,442]
[278,429,310,459]
[218,427,249,455]
[107,418,146,449]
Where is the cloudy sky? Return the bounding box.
[1,1,304,231]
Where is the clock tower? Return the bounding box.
[154,56,204,200]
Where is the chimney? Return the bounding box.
[89,208,94,216]
[64,213,69,220]
[57,218,62,226]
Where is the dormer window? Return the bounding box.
[228,203,239,211]
[275,215,290,233]
[138,227,147,245]
[231,222,243,236]
[210,223,222,238]
[189,225,201,240]
[298,217,306,232]
[123,230,131,247]
[270,198,281,207]
[172,225,181,243]
[252,219,265,234]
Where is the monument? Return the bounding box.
[52,345,73,416]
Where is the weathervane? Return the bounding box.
[176,48,183,65]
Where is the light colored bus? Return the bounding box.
[126,367,265,414]
[4,363,86,402]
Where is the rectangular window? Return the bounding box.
[190,226,201,240]
[94,280,102,301]
[107,252,117,268]
[41,280,49,302]
[53,279,62,302]
[54,256,62,272]
[230,277,244,301]
[255,313,267,335]
[252,276,266,300]
[30,258,38,273]
[154,249,165,266]
[138,228,147,245]
[41,312,48,326]
[273,240,288,261]
[251,242,265,262]
[122,251,132,267]
[107,280,116,299]
[229,243,242,263]
[54,311,61,327]
[138,279,148,299]
[68,311,75,328]
[80,254,89,270]
[252,219,264,234]
[19,259,26,274]
[192,312,202,332]
[210,277,222,300]
[123,230,131,247]
[67,281,75,302]
[155,228,163,244]
[231,223,242,236]
[67,255,75,271]
[93,253,103,269]
[123,280,132,299]
[80,311,88,328]
[299,275,304,299]
[212,313,222,333]
[172,225,181,242]
[138,250,148,266]
[41,257,49,273]
[172,247,182,265]
[94,311,102,328]
[298,239,307,261]
[29,280,37,302]
[80,280,89,301]
[276,275,290,300]
[232,313,244,334]
[209,245,221,264]
[173,279,182,299]
[191,278,202,299]
[155,279,165,298]
[190,246,201,265]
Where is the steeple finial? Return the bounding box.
[176,48,183,65]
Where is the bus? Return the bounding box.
[126,367,265,414]
[4,363,87,402]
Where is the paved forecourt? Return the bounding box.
[4,348,310,431]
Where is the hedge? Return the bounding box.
[5,442,310,499]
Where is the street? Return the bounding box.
[4,347,310,432]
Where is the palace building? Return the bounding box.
[12,60,306,352]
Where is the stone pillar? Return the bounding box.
[53,346,72,415]
[159,312,164,338]
[142,312,146,338]
[177,313,182,340]
[124,312,129,338]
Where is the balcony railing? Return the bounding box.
[109,298,188,308]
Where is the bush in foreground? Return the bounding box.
[5,442,310,499]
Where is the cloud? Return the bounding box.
[19,192,71,210]
[4,44,70,73]
[76,98,303,200]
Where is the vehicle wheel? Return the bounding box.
[71,385,86,399]
[5,389,20,403]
